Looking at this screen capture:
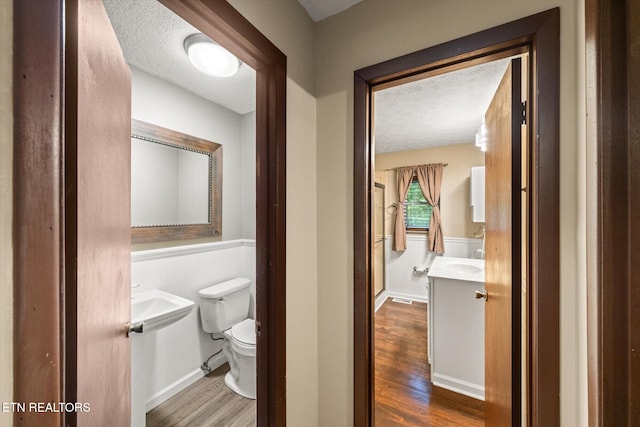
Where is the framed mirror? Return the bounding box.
[131,119,222,243]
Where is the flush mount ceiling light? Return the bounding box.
[184,33,241,78]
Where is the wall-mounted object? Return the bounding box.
[184,33,241,78]
[131,119,222,243]
[470,166,485,223]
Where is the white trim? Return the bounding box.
[443,236,480,244]
[431,372,484,401]
[406,234,427,242]
[374,291,388,312]
[145,353,227,412]
[132,239,255,262]
[386,234,483,244]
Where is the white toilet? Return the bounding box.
[198,277,256,399]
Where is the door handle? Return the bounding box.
[475,290,488,301]
[126,321,144,337]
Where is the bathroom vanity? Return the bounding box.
[427,256,485,400]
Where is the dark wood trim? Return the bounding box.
[527,9,560,427]
[158,2,287,425]
[586,0,639,424]
[509,57,523,426]
[354,71,372,427]
[14,0,287,425]
[13,1,65,425]
[354,8,560,426]
[629,1,640,419]
[130,119,223,244]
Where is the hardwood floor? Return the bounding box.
[147,300,480,427]
[146,363,256,427]
[375,299,484,426]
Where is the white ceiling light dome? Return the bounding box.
[184,33,241,78]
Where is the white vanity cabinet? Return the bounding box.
[427,257,485,401]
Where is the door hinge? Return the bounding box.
[521,100,527,125]
[255,320,262,336]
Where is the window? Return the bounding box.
[404,178,433,231]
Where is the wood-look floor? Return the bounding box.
[146,363,255,427]
[375,300,485,426]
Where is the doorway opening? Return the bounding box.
[12,1,286,426]
[371,54,526,426]
[102,0,261,424]
[354,9,560,427]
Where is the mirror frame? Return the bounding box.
[131,119,222,243]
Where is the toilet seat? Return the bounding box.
[223,319,256,357]
[231,319,256,346]
[221,318,257,399]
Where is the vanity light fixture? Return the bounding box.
[475,118,488,152]
[184,33,241,78]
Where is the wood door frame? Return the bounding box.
[13,0,287,425]
[585,0,640,424]
[353,8,560,426]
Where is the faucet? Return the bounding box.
[471,248,485,259]
[471,226,486,259]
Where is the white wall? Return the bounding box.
[385,236,483,301]
[240,111,256,239]
[131,240,256,409]
[0,1,12,424]
[131,66,255,242]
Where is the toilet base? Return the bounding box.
[224,371,256,399]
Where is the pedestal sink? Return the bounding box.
[131,289,195,333]
[131,290,194,427]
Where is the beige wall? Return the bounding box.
[376,143,485,239]
[0,1,12,426]
[229,0,315,95]
[228,1,319,425]
[315,1,585,426]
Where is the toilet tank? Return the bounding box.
[198,278,251,333]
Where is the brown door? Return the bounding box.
[65,0,132,425]
[484,58,523,426]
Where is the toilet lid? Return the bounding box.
[231,319,256,346]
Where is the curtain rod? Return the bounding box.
[378,163,448,172]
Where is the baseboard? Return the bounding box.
[386,291,428,305]
[145,353,227,412]
[431,372,484,401]
[374,291,388,312]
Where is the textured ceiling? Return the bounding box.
[104,0,511,150]
[374,59,511,153]
[103,0,256,115]
[296,0,364,21]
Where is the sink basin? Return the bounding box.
[427,257,485,282]
[442,263,483,275]
[131,290,194,333]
